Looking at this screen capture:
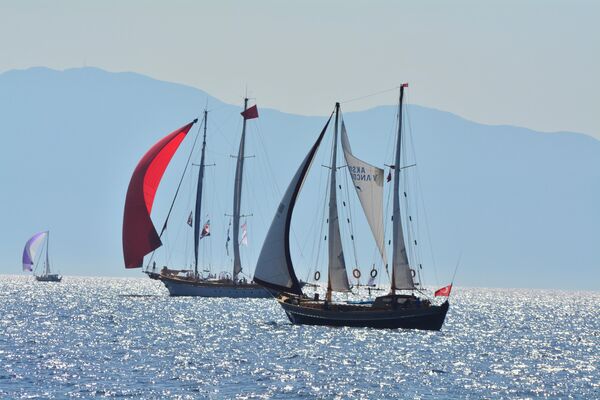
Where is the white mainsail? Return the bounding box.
[327,107,350,292]
[340,121,388,267]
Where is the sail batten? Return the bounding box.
[340,120,387,267]
[327,104,351,293]
[122,120,197,268]
[254,115,333,295]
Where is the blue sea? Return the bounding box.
[0,276,598,399]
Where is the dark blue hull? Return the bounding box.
[279,299,449,330]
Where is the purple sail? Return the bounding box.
[22,231,48,271]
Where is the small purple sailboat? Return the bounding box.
[22,231,62,282]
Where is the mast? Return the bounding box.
[391,83,415,293]
[326,103,350,301]
[193,110,208,277]
[232,98,248,281]
[45,231,50,276]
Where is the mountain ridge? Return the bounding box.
[1,66,597,290]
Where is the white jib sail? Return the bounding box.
[340,121,388,267]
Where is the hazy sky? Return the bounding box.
[1,1,598,137]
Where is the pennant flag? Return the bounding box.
[241,105,259,120]
[187,212,193,227]
[434,284,453,297]
[240,222,248,246]
[225,220,231,255]
[386,170,392,182]
[201,220,210,239]
[401,83,409,88]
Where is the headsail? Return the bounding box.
[122,120,197,268]
[340,120,387,267]
[254,114,333,295]
[327,104,350,293]
[391,84,415,290]
[22,231,48,271]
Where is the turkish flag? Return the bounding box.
[434,284,452,297]
[241,105,259,120]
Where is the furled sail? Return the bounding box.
[194,111,208,276]
[391,85,415,290]
[22,231,48,271]
[340,120,387,267]
[254,115,333,295]
[328,106,350,292]
[122,120,197,268]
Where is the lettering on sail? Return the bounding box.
[348,165,377,183]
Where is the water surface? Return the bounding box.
[0,276,597,399]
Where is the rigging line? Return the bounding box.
[405,98,440,288]
[158,117,205,238]
[451,251,462,285]
[305,146,329,283]
[340,86,400,105]
[312,138,332,282]
[338,110,360,270]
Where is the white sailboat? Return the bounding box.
[22,230,62,282]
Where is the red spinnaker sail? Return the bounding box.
[123,120,197,268]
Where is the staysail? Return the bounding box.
[340,120,387,267]
[328,104,351,292]
[391,84,415,290]
[122,120,197,268]
[193,111,208,276]
[22,231,48,271]
[254,115,333,295]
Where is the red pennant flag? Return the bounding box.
[434,284,452,297]
[386,170,392,182]
[241,105,259,120]
[401,83,409,88]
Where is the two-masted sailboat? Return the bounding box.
[254,84,450,330]
[22,230,62,282]
[122,100,269,298]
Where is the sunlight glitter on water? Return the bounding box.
[0,276,598,399]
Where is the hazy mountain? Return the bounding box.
[1,67,598,290]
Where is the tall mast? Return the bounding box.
[326,102,350,301]
[45,231,50,276]
[391,83,415,293]
[232,98,248,281]
[193,110,208,277]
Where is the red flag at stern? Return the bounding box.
[434,284,452,297]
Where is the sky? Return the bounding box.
[0,1,598,138]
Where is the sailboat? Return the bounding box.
[122,101,269,298]
[254,84,450,330]
[22,230,62,282]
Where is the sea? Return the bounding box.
[0,276,598,399]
